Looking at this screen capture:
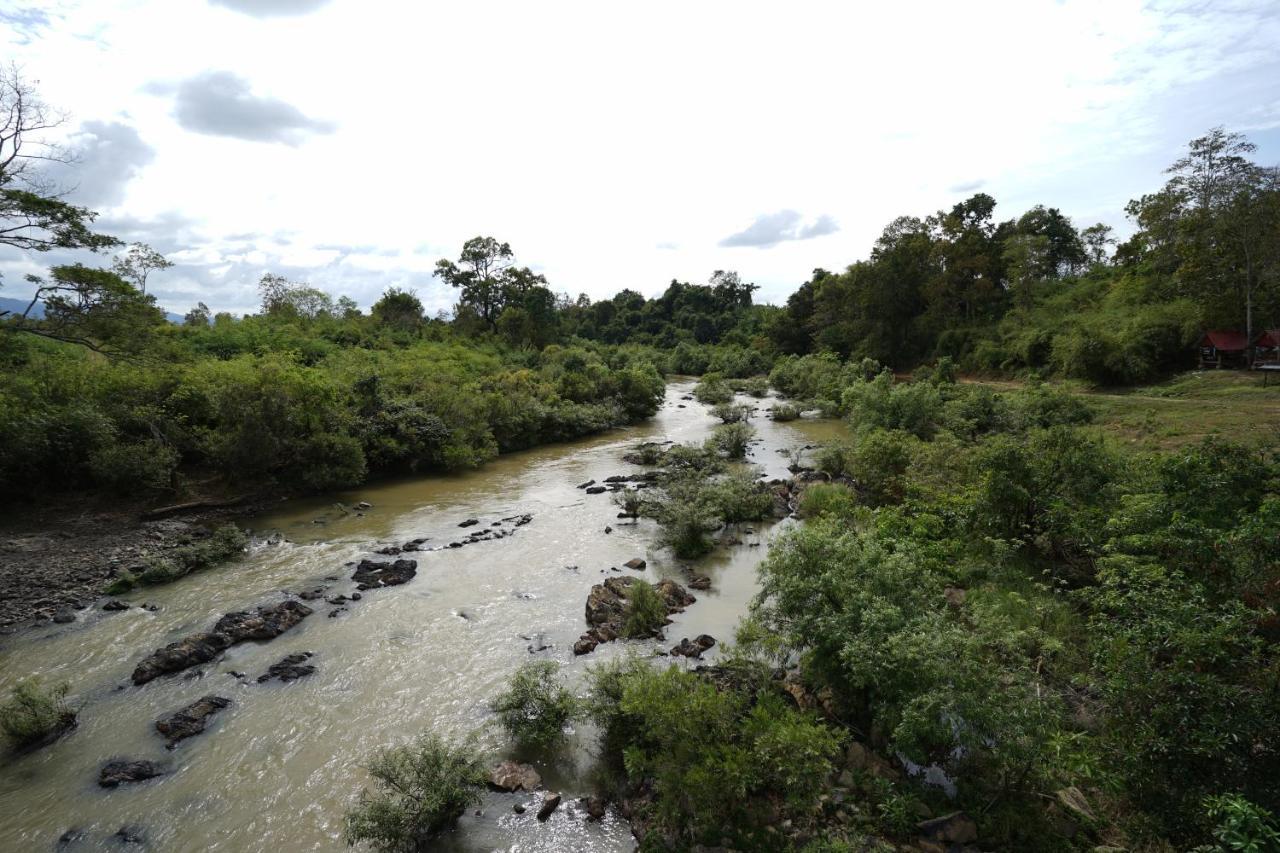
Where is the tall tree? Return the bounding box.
[434,237,545,330]
[0,65,118,256]
[112,243,173,295]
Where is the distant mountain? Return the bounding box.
[0,296,184,324]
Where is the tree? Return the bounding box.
[433,236,546,330]
[4,264,163,353]
[111,243,173,295]
[371,287,423,331]
[1081,223,1115,265]
[257,273,334,320]
[184,301,210,326]
[1003,233,1051,309]
[0,65,118,256]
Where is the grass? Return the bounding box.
[965,370,1280,451]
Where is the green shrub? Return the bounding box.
[130,524,249,589]
[588,662,842,846]
[693,373,733,405]
[710,402,752,424]
[491,661,579,748]
[733,377,769,398]
[704,469,773,523]
[1197,794,1280,853]
[710,422,754,459]
[842,372,942,439]
[770,402,800,421]
[87,439,179,493]
[814,444,850,478]
[612,486,643,519]
[798,483,859,519]
[847,428,914,507]
[344,733,486,849]
[659,443,725,475]
[0,679,76,749]
[622,580,668,638]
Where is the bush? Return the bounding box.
[587,662,842,846]
[491,661,579,748]
[344,733,486,849]
[0,679,76,749]
[798,483,859,519]
[770,402,800,421]
[710,402,752,424]
[693,373,733,405]
[612,486,643,519]
[813,444,850,478]
[704,469,773,523]
[734,377,769,398]
[847,428,915,507]
[841,372,942,439]
[622,580,668,638]
[710,422,754,460]
[87,439,179,493]
[117,524,248,591]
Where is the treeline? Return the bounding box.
[758,129,1278,384]
[0,303,665,502]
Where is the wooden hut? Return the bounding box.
[1198,330,1248,368]
[1254,329,1280,366]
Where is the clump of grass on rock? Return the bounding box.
[622,579,668,638]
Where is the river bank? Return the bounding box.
[0,381,846,852]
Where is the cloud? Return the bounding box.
[43,120,156,208]
[0,6,54,45]
[947,179,987,194]
[208,0,331,17]
[156,71,335,145]
[719,211,840,249]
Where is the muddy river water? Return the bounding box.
[0,382,847,852]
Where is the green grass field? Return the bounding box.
[969,370,1280,451]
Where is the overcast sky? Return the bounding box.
[2,0,1279,315]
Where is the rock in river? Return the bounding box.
[537,791,562,821]
[488,760,541,792]
[352,558,417,590]
[258,652,316,683]
[98,759,165,788]
[155,695,232,747]
[670,635,717,659]
[574,576,695,655]
[131,599,313,685]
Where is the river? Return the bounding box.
[0,381,847,852]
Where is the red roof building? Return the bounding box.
[1255,329,1280,349]
[1199,330,1249,368]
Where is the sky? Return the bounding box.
[1,0,1279,316]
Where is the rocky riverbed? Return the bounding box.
[0,382,852,852]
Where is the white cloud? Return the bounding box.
[2,0,1278,313]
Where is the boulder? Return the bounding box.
[52,607,76,624]
[102,600,130,612]
[688,574,711,590]
[670,634,717,658]
[131,600,313,685]
[98,759,165,788]
[537,791,562,821]
[581,795,607,821]
[585,486,607,495]
[257,652,316,683]
[352,558,417,590]
[155,695,232,747]
[458,518,480,528]
[917,811,978,845]
[623,558,646,570]
[575,576,695,654]
[488,760,541,792]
